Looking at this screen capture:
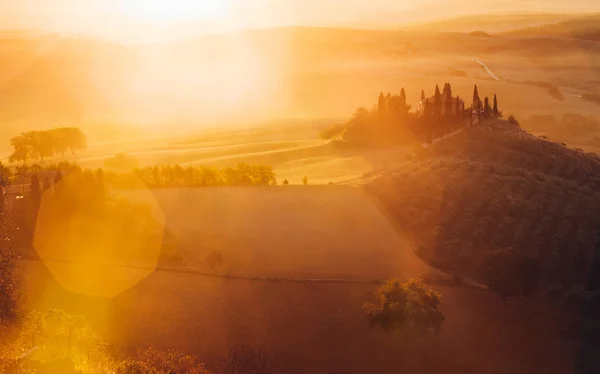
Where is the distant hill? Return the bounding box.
[411,12,584,33]
[369,120,600,297]
[503,14,600,41]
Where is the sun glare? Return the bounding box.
[118,0,230,24]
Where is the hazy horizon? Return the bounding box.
[1,0,600,43]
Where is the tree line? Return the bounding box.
[8,128,87,164]
[323,83,501,145]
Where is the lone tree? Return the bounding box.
[302,176,308,186]
[283,178,289,186]
[362,278,444,335]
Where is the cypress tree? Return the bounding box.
[493,94,498,116]
[434,85,442,132]
[421,89,426,101]
[456,95,461,119]
[378,92,385,115]
[400,88,407,104]
[473,85,480,103]
[484,97,490,119]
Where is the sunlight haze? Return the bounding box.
[1,0,599,42]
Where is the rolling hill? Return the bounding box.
[369,119,600,296]
[411,12,585,33]
[503,14,600,41]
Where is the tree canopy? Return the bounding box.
[9,128,87,163]
[362,278,444,335]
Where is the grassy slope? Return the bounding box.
[369,119,600,291]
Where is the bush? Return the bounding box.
[362,278,444,335]
[507,115,520,126]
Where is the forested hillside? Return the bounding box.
[369,119,600,297]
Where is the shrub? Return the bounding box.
[362,278,444,335]
[302,176,308,186]
[282,179,289,186]
[507,115,520,126]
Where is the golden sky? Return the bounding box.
[1,0,599,43]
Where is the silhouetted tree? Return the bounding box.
[484,97,490,119]
[8,134,33,164]
[493,94,499,117]
[400,88,407,105]
[283,179,289,186]
[434,85,442,136]
[378,92,386,117]
[420,89,426,102]
[455,95,461,121]
[473,84,480,103]
[302,176,308,185]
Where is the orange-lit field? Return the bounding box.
[19,186,579,373]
